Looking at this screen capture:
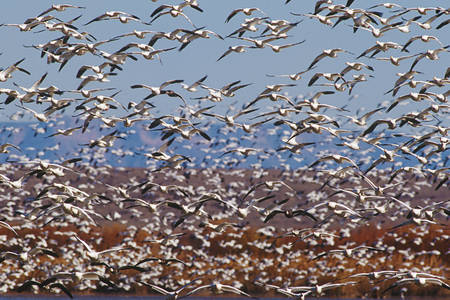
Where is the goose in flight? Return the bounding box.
[150,5,197,27]
[352,21,403,38]
[77,72,117,90]
[138,278,201,300]
[225,8,266,23]
[361,118,398,136]
[183,282,253,298]
[389,197,449,221]
[151,2,203,17]
[13,72,47,99]
[312,245,385,260]
[181,75,207,92]
[409,45,450,71]
[131,79,186,105]
[122,198,172,214]
[0,221,19,236]
[202,107,257,127]
[308,72,344,86]
[73,235,130,263]
[178,28,224,51]
[0,142,21,154]
[76,62,122,78]
[37,4,85,17]
[0,246,58,264]
[348,270,399,281]
[1,21,44,32]
[309,154,360,169]
[84,11,141,25]
[308,48,353,69]
[147,28,186,46]
[295,281,358,297]
[125,46,176,61]
[245,92,295,109]
[41,271,119,290]
[209,80,252,98]
[33,202,104,226]
[294,90,341,112]
[143,232,185,246]
[338,107,383,127]
[217,45,250,61]
[266,67,312,81]
[263,205,317,223]
[386,92,434,112]
[198,220,241,232]
[389,70,423,95]
[16,280,72,298]
[220,147,264,158]
[277,140,315,154]
[375,54,419,66]
[16,105,54,122]
[258,281,357,298]
[410,11,445,30]
[98,50,138,65]
[357,41,401,59]
[383,277,450,294]
[401,35,443,52]
[226,17,268,37]
[131,79,183,97]
[0,58,30,82]
[292,12,341,26]
[113,29,155,40]
[340,61,374,76]
[264,40,305,52]
[124,256,187,270]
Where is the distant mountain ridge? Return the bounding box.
[0,117,443,170]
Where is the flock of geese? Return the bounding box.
[0,0,449,299]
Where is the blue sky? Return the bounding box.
[0,0,450,136]
[1,1,447,121]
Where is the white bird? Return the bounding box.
[266,67,312,81]
[74,235,129,263]
[150,5,197,27]
[293,281,358,296]
[401,35,443,52]
[76,62,122,78]
[0,143,21,153]
[42,271,117,289]
[225,7,266,23]
[312,246,384,260]
[181,75,207,92]
[138,278,201,300]
[184,282,252,298]
[17,105,53,122]
[84,11,141,25]
[308,48,353,69]
[0,247,58,263]
[37,4,85,17]
[131,79,186,105]
[77,72,117,90]
[264,40,305,52]
[0,221,19,236]
[410,12,445,30]
[217,45,250,61]
[0,58,30,82]
[0,173,24,189]
[383,277,450,294]
[340,61,374,76]
[293,12,341,26]
[375,54,419,66]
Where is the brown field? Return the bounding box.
[0,166,449,298]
